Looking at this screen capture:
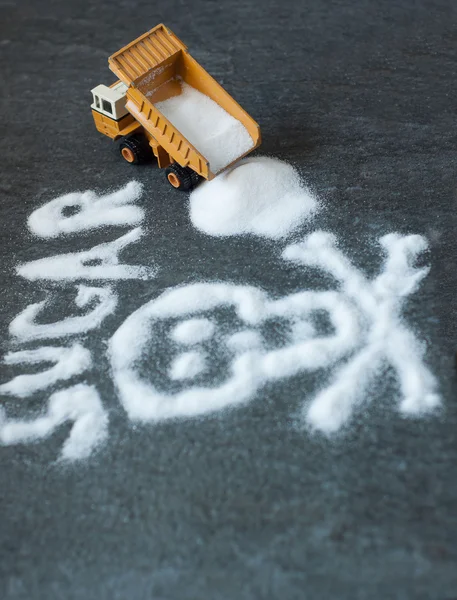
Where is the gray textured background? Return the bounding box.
[1,0,457,598]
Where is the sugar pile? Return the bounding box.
[155,82,254,173]
[189,157,318,239]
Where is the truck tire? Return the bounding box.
[165,163,201,191]
[119,134,150,165]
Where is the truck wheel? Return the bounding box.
[119,135,150,165]
[165,164,201,191]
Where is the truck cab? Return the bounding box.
[90,80,139,141]
[91,81,129,121]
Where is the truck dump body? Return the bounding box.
[108,24,260,180]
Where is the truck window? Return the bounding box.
[94,95,101,109]
[102,99,113,115]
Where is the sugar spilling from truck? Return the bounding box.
[91,24,261,191]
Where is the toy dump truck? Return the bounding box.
[91,24,261,191]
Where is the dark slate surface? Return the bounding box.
[1,0,457,598]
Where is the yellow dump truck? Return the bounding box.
[91,24,261,191]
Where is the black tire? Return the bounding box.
[165,163,201,191]
[119,134,150,165]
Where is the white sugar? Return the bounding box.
[0,383,108,461]
[28,181,144,239]
[226,330,262,352]
[169,351,207,380]
[109,233,440,432]
[285,232,441,433]
[171,318,215,345]
[189,156,318,239]
[155,82,254,173]
[9,285,117,342]
[17,228,156,282]
[0,343,92,398]
[109,280,359,422]
[290,320,316,342]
